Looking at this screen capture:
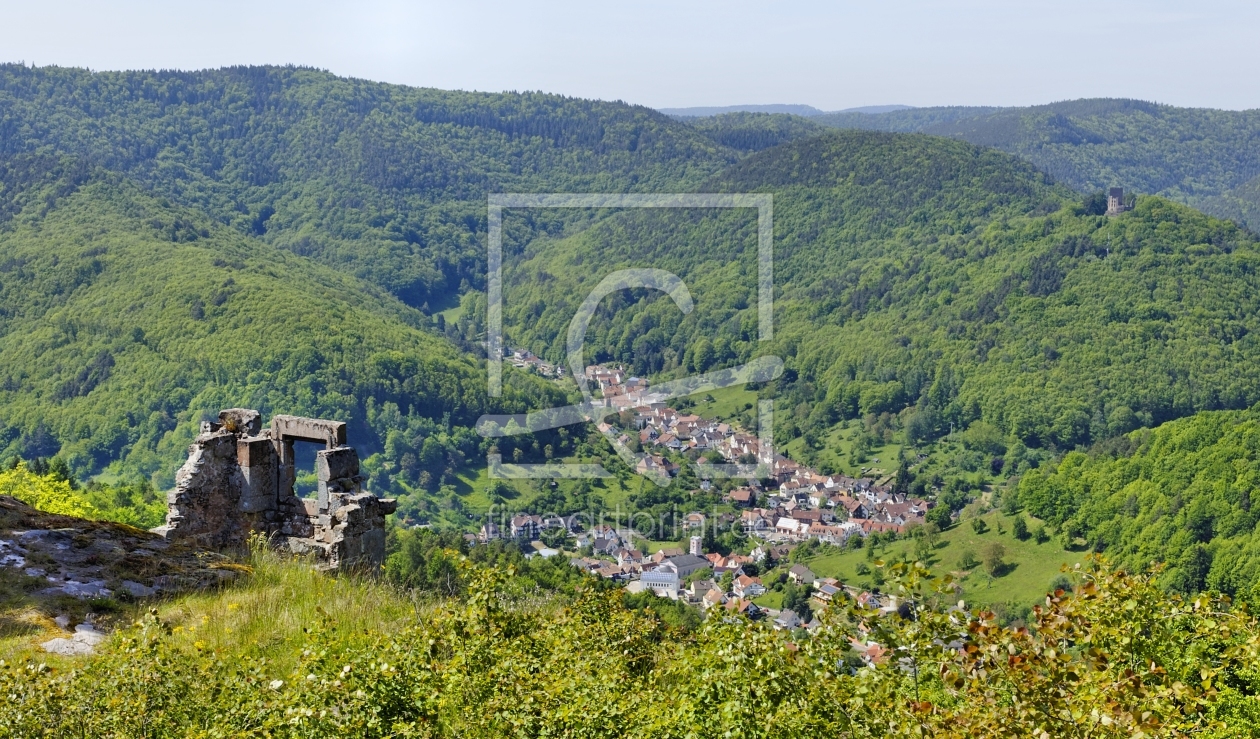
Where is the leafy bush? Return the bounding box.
[0,463,95,518]
[1,556,1258,736]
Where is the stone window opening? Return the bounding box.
[290,441,325,499]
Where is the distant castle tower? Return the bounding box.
[1106,187,1130,216]
[690,535,702,556]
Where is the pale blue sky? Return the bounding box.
[2,0,1257,110]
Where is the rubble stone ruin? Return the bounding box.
[154,409,396,571]
[1106,187,1131,216]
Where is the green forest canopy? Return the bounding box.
[0,64,736,308]
[1019,404,1260,601]
[0,154,563,487]
[813,98,1260,229]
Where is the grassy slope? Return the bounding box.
[799,510,1086,608]
[0,545,423,670]
[781,423,901,479]
[4,542,1256,737]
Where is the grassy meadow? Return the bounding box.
[799,510,1086,608]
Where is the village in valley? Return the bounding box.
[477,359,939,652]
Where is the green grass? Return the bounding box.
[443,460,651,518]
[753,590,784,609]
[1,544,430,671]
[783,423,903,478]
[435,302,464,326]
[639,539,686,554]
[684,385,759,424]
[155,547,424,673]
[804,510,1086,608]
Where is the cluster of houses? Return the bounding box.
[471,361,931,655]
[582,363,934,546]
[507,347,564,378]
[586,365,651,406]
[729,471,932,547]
[478,510,905,638]
[565,532,894,631]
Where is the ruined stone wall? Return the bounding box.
[155,409,395,571]
[153,430,248,550]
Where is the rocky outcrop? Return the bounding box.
[155,409,395,571]
[0,493,247,656]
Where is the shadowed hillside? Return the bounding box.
[0,64,737,307]
[0,154,563,485]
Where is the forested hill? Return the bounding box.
[0,64,736,307]
[503,130,1260,459]
[682,112,828,152]
[0,154,562,485]
[1018,405,1260,601]
[816,99,1260,229]
[813,105,1004,132]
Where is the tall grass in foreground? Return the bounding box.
[156,540,429,671]
[2,554,1260,736]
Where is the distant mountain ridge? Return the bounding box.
[672,98,1260,231]
[660,103,828,117]
[815,99,1260,229]
[660,103,914,117]
[0,64,735,309]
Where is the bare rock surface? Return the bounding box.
[40,622,108,656]
[0,494,246,655]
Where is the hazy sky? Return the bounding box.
[3,0,1258,110]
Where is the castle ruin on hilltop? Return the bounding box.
[154,408,396,571]
[1106,187,1132,216]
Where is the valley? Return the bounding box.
[1,59,1260,735]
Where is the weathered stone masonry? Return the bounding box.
[153,408,396,571]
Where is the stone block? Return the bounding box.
[236,437,274,468]
[238,438,278,513]
[271,415,347,447]
[218,408,262,436]
[316,446,359,481]
[333,503,361,523]
[204,432,237,459]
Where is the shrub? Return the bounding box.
[0,463,96,518]
[0,555,1256,736]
